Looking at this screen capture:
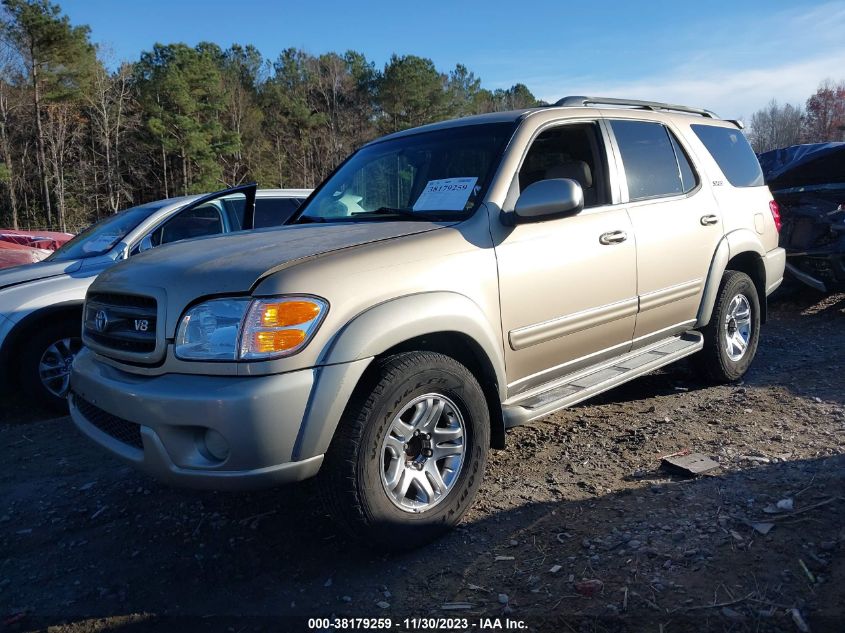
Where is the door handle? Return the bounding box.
[599,230,628,245]
[700,214,719,226]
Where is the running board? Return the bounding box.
[502,331,703,428]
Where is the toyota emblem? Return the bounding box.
[94,309,109,332]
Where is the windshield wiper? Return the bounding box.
[294,215,331,224]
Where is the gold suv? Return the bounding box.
[70,97,786,549]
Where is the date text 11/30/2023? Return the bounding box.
[306,616,529,630]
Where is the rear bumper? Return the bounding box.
[764,247,786,295]
[69,348,323,490]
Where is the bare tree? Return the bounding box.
[43,101,80,231]
[0,45,20,228]
[748,99,804,153]
[86,58,134,213]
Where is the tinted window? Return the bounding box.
[691,124,764,187]
[254,197,303,228]
[611,120,687,201]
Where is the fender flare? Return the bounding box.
[292,292,508,460]
[696,230,766,328]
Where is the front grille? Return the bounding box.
[84,292,158,355]
[72,393,143,450]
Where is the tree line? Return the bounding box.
[2,0,842,232]
[747,79,845,153]
[0,0,539,231]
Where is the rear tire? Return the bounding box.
[319,351,490,551]
[19,319,83,412]
[693,270,760,383]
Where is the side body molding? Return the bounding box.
[696,229,766,328]
[292,292,508,461]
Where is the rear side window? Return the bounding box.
[691,124,764,187]
[610,120,696,201]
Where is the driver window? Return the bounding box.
[519,123,609,208]
[149,201,225,248]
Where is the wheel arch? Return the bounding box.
[294,292,508,460]
[372,331,507,450]
[697,232,768,328]
[1,301,84,378]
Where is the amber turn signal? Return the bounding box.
[259,300,322,327]
[240,295,328,360]
[252,329,307,353]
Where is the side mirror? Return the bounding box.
[514,178,584,222]
[138,234,154,253]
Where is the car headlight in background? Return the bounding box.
[174,295,328,361]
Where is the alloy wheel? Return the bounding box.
[38,337,82,398]
[379,393,466,513]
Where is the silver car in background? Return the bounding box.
[0,184,311,410]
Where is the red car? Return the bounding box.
[0,229,74,270]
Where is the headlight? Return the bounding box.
[240,296,328,360]
[174,295,328,361]
[175,298,250,360]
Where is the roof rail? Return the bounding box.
[554,96,719,119]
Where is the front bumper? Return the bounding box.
[69,348,323,490]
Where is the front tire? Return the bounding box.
[20,320,83,412]
[693,270,761,383]
[319,351,490,551]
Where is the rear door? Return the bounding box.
[606,118,723,345]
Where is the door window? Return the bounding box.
[610,120,697,201]
[519,122,609,208]
[130,188,254,255]
[149,201,225,247]
[254,197,304,228]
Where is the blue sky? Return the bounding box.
[61,0,845,119]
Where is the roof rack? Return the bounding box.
[554,96,719,119]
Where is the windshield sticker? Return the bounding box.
[81,233,120,253]
[412,177,478,212]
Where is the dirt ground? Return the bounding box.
[1,290,843,633]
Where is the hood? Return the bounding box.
[93,221,449,299]
[758,142,845,191]
[0,257,83,290]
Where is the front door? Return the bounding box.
[493,121,638,396]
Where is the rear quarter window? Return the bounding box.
[691,124,764,188]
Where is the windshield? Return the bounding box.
[296,122,516,223]
[47,201,171,261]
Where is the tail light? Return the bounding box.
[769,200,782,232]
